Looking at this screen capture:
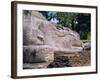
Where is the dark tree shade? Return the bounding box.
[75,13,91,39]
[36,11,91,40]
[39,11,48,19]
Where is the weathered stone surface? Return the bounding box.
[23,11,83,64]
[23,45,54,63]
[83,42,91,50]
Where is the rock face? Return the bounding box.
[23,11,83,65]
[23,45,54,63]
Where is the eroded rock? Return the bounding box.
[23,11,83,65]
[23,45,54,63]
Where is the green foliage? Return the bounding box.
[75,13,91,39]
[39,11,91,40]
[39,11,48,19]
[56,12,78,29]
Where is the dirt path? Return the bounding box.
[47,50,91,68]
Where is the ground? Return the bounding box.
[47,49,91,68]
[23,49,91,69]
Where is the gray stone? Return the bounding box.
[83,42,91,50]
[23,11,83,64]
[23,45,54,63]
